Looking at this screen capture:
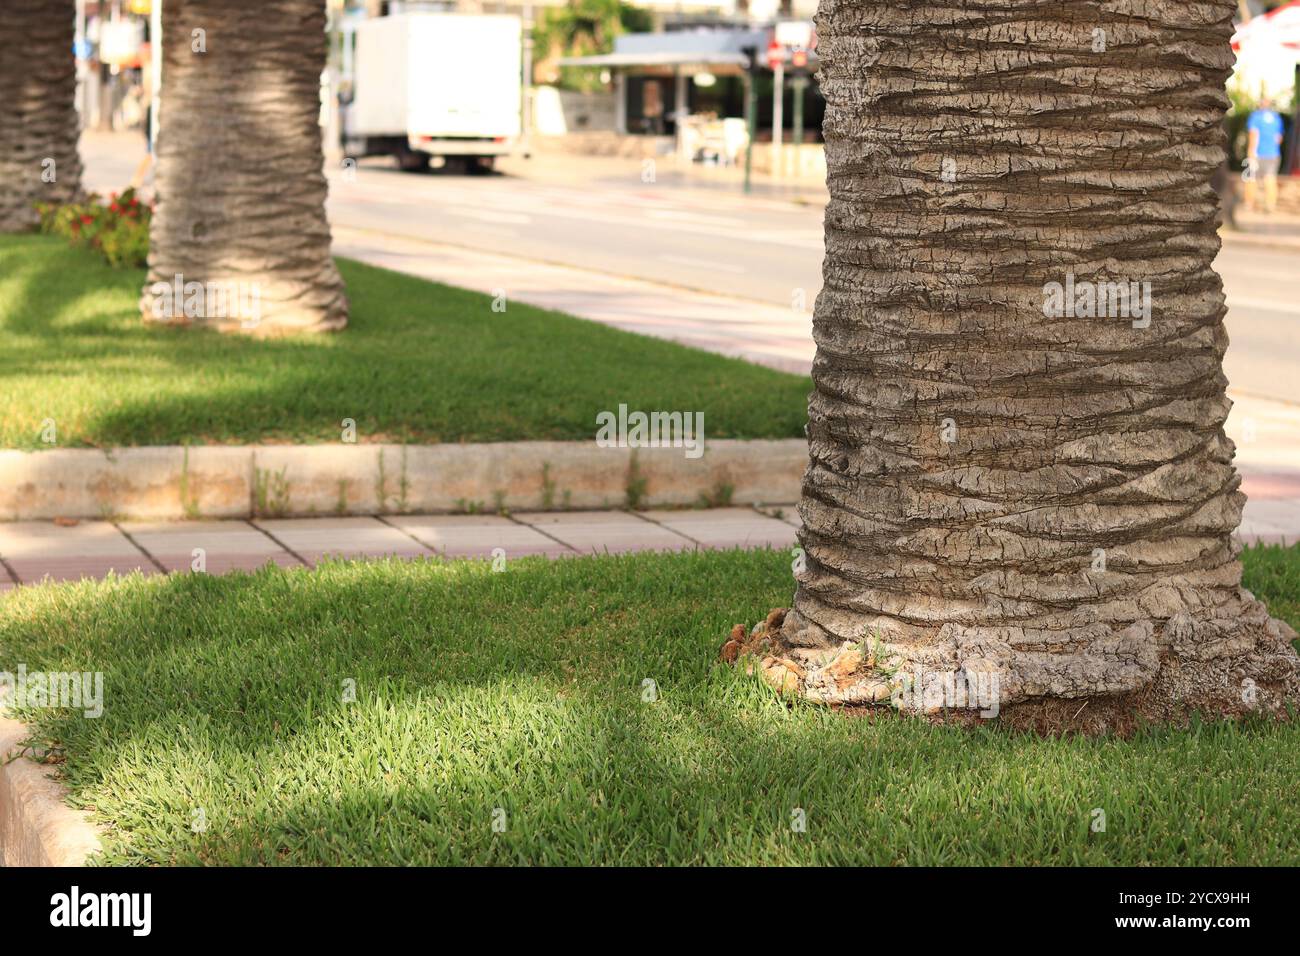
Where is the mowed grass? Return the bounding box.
[0,235,809,448]
[1,544,1297,866]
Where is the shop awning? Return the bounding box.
[558,51,750,68]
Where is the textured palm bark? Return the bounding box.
[0,0,83,232]
[142,0,347,332]
[759,0,1299,732]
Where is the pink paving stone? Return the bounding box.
[118,520,302,575]
[0,521,154,584]
[250,517,431,563]
[767,505,801,528]
[1240,499,1300,534]
[119,520,284,552]
[1239,470,1300,501]
[0,521,145,558]
[513,511,694,555]
[383,515,574,559]
[639,507,798,550]
[7,556,158,585]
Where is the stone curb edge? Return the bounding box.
[0,716,102,867]
[0,439,808,521]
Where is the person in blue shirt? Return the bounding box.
[1245,97,1285,213]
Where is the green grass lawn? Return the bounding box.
[2,544,1297,866]
[0,235,809,448]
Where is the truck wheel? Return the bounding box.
[395,147,429,172]
[469,156,496,175]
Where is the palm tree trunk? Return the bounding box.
[142,0,346,333]
[748,0,1299,732]
[0,0,83,233]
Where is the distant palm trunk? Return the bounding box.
[142,0,347,333]
[0,0,83,232]
[762,0,1298,731]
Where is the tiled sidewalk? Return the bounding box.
[0,508,802,591]
[330,226,816,375]
[0,496,1295,592]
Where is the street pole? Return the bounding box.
[521,2,533,157]
[741,46,757,195]
[771,58,783,178]
[150,0,161,153]
[791,72,805,175]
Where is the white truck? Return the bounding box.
[343,13,522,173]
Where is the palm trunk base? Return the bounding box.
[721,603,1300,735]
[137,280,348,336]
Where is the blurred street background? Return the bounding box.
[76,0,1300,472]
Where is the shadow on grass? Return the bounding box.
[3,548,1298,865]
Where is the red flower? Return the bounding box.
[80,214,94,225]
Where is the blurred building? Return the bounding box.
[74,0,154,133]
[1232,0,1300,102]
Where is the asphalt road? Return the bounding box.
[81,133,1300,404]
[328,155,827,305]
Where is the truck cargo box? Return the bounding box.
[351,13,521,149]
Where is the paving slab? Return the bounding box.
[150,552,305,575]
[383,515,573,558]
[1235,503,1298,546]
[0,521,155,584]
[1240,498,1300,530]
[5,556,158,585]
[251,516,431,566]
[640,507,799,550]
[118,520,302,574]
[513,511,694,555]
[0,521,142,557]
[1240,469,1300,501]
[767,505,802,529]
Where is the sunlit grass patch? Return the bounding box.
[0,235,809,448]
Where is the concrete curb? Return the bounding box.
[0,717,102,866]
[0,440,807,521]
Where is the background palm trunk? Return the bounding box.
[776,0,1299,730]
[0,0,83,232]
[142,0,347,332]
